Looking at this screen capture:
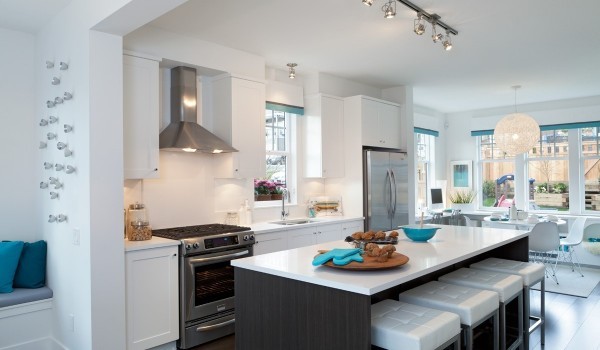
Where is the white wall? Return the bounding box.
[0,28,38,242]
[29,1,185,349]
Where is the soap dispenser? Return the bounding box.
[509,202,518,220]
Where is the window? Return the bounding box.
[475,122,600,215]
[582,127,600,213]
[478,134,515,208]
[255,107,296,204]
[416,132,435,211]
[527,129,570,211]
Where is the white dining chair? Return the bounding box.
[464,216,477,227]
[560,217,586,277]
[528,222,561,284]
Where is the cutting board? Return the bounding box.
[316,252,409,270]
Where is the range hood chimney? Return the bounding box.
[159,66,237,153]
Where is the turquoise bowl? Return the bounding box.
[400,225,441,242]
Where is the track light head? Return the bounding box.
[382,1,396,18]
[362,0,374,6]
[442,31,453,51]
[413,13,426,35]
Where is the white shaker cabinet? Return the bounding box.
[287,223,343,249]
[126,245,179,350]
[303,94,344,178]
[123,54,160,179]
[341,219,364,238]
[211,74,266,179]
[254,230,288,255]
[345,95,402,149]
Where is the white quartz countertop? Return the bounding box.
[124,236,180,252]
[232,225,529,295]
[250,216,364,234]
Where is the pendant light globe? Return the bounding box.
[494,113,540,155]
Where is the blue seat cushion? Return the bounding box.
[0,241,24,293]
[13,240,47,288]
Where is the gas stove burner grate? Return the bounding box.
[153,223,251,240]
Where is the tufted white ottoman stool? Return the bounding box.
[371,299,461,350]
[439,268,523,350]
[398,281,499,350]
[470,257,545,349]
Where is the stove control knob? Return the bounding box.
[250,234,255,240]
[193,242,200,249]
[185,244,192,250]
[243,235,249,241]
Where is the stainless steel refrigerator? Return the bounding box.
[363,149,409,232]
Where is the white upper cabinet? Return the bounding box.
[123,54,160,179]
[346,95,402,149]
[211,74,266,179]
[303,94,344,178]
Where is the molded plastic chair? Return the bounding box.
[528,222,561,284]
[464,216,477,227]
[560,217,586,276]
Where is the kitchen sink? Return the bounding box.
[269,219,317,225]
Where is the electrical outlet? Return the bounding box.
[69,314,74,331]
[72,228,80,246]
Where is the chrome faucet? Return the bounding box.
[281,188,289,220]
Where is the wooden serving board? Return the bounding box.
[316,252,409,270]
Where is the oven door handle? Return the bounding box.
[188,250,250,265]
[196,318,235,332]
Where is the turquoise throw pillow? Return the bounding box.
[0,241,25,293]
[14,240,47,288]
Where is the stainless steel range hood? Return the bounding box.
[159,66,237,153]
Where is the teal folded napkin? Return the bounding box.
[312,248,362,266]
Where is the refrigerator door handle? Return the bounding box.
[385,169,391,217]
[387,169,394,218]
[390,169,397,216]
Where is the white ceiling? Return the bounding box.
[2,0,599,113]
[148,0,600,113]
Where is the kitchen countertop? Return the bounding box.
[232,225,529,295]
[123,216,363,251]
[250,216,364,234]
[124,236,180,252]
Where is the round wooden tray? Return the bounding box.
[317,252,409,270]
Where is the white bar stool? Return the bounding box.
[470,257,545,350]
[371,300,461,350]
[398,281,500,350]
[439,268,524,350]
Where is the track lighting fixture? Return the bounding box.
[431,23,442,43]
[287,63,297,79]
[382,1,396,19]
[361,0,458,51]
[413,13,425,35]
[442,31,453,51]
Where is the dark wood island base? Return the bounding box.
[234,232,529,350]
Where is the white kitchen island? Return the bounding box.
[233,225,529,350]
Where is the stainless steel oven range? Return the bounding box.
[152,224,254,349]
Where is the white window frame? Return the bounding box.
[415,132,435,212]
[255,109,297,208]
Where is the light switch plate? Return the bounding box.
[72,228,80,246]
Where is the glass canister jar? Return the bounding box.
[128,220,152,241]
[127,203,152,241]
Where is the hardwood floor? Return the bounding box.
[191,279,600,350]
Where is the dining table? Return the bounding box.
[482,215,567,231]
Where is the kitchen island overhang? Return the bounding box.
[233,225,529,349]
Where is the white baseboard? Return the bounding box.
[0,337,65,350]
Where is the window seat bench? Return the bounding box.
[0,287,54,350]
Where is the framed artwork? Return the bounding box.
[450,161,472,188]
